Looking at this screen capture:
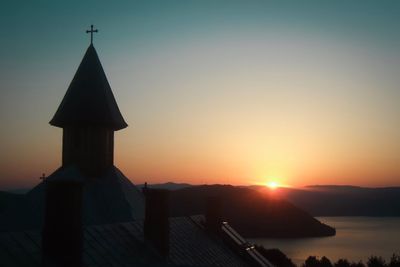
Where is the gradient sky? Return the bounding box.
[1,0,400,190]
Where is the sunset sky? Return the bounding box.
[1,1,400,190]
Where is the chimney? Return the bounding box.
[143,188,170,258]
[42,180,83,267]
[205,196,223,234]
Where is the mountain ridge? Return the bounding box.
[140,183,400,217]
[169,184,335,238]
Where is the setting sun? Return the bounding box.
[266,181,279,190]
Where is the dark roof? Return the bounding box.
[0,216,253,267]
[0,166,145,231]
[169,216,249,266]
[50,44,128,130]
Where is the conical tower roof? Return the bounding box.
[50,44,128,130]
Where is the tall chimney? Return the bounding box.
[42,180,83,267]
[205,196,223,234]
[143,188,170,258]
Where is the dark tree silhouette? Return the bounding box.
[389,254,400,267]
[367,256,386,267]
[320,256,333,267]
[335,259,351,267]
[300,254,398,267]
[350,261,366,267]
[255,246,296,267]
[302,256,333,267]
[303,256,321,267]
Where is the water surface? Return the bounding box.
[250,217,400,265]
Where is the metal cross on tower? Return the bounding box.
[86,24,98,45]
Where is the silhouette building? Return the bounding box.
[0,27,273,267]
[49,43,127,176]
[0,41,145,230]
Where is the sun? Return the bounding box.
[266,181,279,190]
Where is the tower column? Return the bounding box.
[62,126,114,176]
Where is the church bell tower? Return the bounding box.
[49,25,128,176]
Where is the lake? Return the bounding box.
[249,217,400,266]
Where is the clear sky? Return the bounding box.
[1,0,400,189]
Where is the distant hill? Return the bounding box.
[169,185,335,238]
[6,188,30,194]
[255,185,400,217]
[141,182,400,216]
[139,182,192,191]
